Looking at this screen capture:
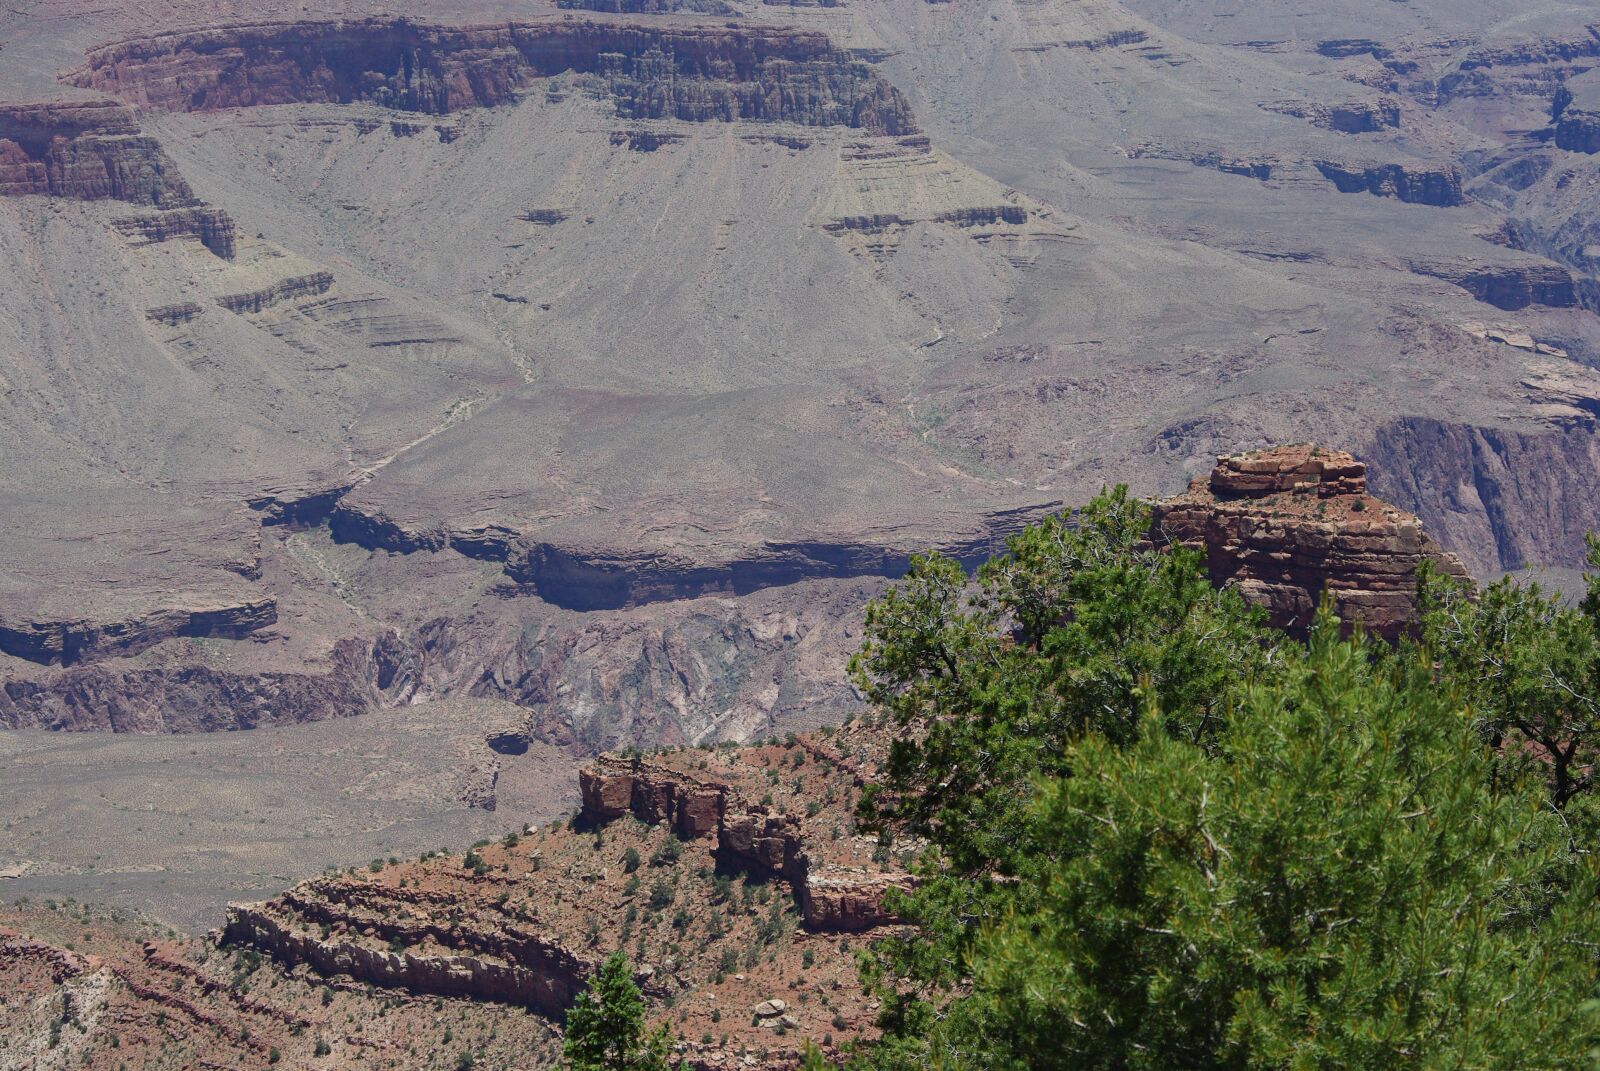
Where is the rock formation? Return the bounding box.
[0,101,196,205]
[580,750,908,928]
[1149,446,1469,641]
[1,902,563,1070]
[69,18,917,135]
[111,206,237,259]
[1313,161,1465,206]
[224,723,907,1021]
[217,271,336,314]
[144,300,204,325]
[1367,417,1600,578]
[222,881,596,1014]
[0,597,277,667]
[1268,99,1401,133]
[1555,105,1600,152]
[1410,258,1579,310]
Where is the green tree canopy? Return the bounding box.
[849,490,1600,1070]
[563,952,677,1071]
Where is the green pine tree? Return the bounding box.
[563,951,677,1071]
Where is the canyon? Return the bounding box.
[2,446,1468,1065]
[5,0,1600,1062]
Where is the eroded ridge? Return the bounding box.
[69,18,917,135]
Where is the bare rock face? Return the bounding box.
[1149,446,1468,641]
[1268,98,1401,133]
[0,597,277,667]
[801,868,911,933]
[1314,160,1465,205]
[1555,106,1600,152]
[579,757,728,840]
[110,206,237,259]
[1409,257,1579,310]
[580,750,905,926]
[69,18,917,135]
[221,880,595,1014]
[1367,417,1600,578]
[0,102,195,205]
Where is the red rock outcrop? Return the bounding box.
[580,756,728,839]
[1149,446,1469,641]
[111,206,237,258]
[69,18,918,135]
[0,101,196,205]
[801,868,911,932]
[580,751,904,928]
[219,727,899,1060]
[222,880,596,1014]
[0,926,97,983]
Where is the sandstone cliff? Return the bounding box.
[1149,446,1469,641]
[70,18,917,135]
[0,101,196,205]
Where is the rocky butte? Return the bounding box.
[1149,446,1469,641]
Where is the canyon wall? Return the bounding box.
[326,491,1045,611]
[580,754,907,930]
[0,101,196,205]
[1366,417,1600,578]
[222,881,594,1015]
[1313,161,1464,206]
[110,206,237,258]
[68,18,917,135]
[0,597,276,668]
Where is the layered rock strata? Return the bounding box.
[0,597,277,666]
[216,270,335,313]
[1149,446,1468,641]
[222,881,595,1014]
[580,754,909,930]
[1314,161,1464,206]
[329,500,1049,611]
[1367,417,1600,578]
[1410,258,1579,310]
[70,18,917,135]
[0,101,196,205]
[111,206,237,258]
